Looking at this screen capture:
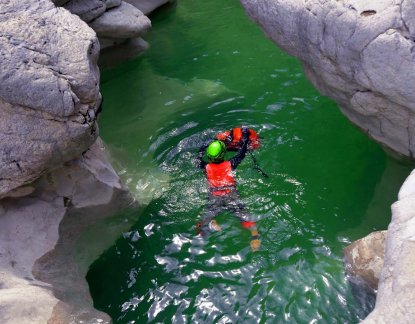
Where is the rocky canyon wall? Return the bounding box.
[0,139,136,323]
[239,0,415,322]
[240,0,415,158]
[0,0,172,322]
[0,0,100,198]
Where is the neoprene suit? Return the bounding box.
[196,128,258,236]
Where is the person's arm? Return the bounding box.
[216,130,233,147]
[230,127,250,170]
[197,143,209,169]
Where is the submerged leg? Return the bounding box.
[196,196,222,236]
[226,192,261,251]
[242,221,261,252]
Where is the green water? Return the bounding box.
[87,1,414,323]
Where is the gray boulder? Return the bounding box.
[363,170,415,323]
[88,1,151,39]
[0,0,101,197]
[240,0,415,158]
[124,0,174,15]
[63,0,107,22]
[105,0,122,9]
[61,0,123,23]
[56,1,173,67]
[239,0,415,321]
[0,138,136,323]
[344,231,386,290]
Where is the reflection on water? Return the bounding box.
[87,0,414,322]
[88,112,397,322]
[88,163,374,323]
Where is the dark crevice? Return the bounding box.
[63,196,72,207]
[12,160,22,171]
[96,96,103,117]
[90,124,97,136]
[305,5,317,17]
[361,10,377,17]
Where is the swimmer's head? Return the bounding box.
[207,140,226,162]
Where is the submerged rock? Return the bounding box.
[239,0,415,158]
[0,138,136,323]
[99,37,150,67]
[0,0,100,197]
[344,231,386,290]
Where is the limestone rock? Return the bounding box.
[0,272,59,324]
[0,138,136,323]
[363,170,415,323]
[52,0,71,5]
[402,0,415,35]
[89,1,151,39]
[124,0,173,15]
[63,0,107,22]
[99,37,127,50]
[239,0,415,158]
[56,1,165,67]
[61,0,124,23]
[105,0,122,9]
[239,0,415,321]
[344,231,386,290]
[0,198,67,324]
[99,37,149,67]
[0,0,101,197]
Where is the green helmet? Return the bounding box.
[207,140,226,161]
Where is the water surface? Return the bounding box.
[87,1,414,322]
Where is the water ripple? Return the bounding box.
[87,0,385,320]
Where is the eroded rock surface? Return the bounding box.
[124,0,173,15]
[89,1,151,39]
[0,0,100,197]
[239,0,415,321]
[60,0,155,67]
[344,231,386,290]
[57,0,177,68]
[0,138,136,323]
[240,0,415,158]
[363,170,415,323]
[63,0,107,22]
[0,1,165,322]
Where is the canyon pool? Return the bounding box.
[86,1,414,323]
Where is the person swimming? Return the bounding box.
[196,126,261,251]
